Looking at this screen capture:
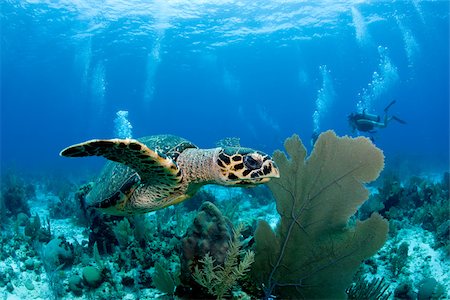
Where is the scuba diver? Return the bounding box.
[348,100,406,139]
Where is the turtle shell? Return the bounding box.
[85,134,197,208]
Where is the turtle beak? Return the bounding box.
[269,162,280,178]
[260,160,280,180]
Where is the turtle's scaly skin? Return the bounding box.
[61,135,279,215]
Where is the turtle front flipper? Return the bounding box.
[60,139,181,184]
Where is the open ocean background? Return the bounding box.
[1,2,450,299]
[1,0,449,177]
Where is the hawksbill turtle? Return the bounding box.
[60,135,279,216]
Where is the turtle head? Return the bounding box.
[214,147,280,186]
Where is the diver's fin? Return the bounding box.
[392,116,406,124]
[384,100,396,112]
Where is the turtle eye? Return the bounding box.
[244,155,262,170]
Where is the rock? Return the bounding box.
[16,213,29,226]
[82,266,103,288]
[24,258,35,270]
[0,271,6,287]
[34,260,42,271]
[68,275,84,296]
[6,282,14,292]
[121,276,134,287]
[24,279,35,290]
[394,282,415,299]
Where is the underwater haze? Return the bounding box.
[1,0,449,175]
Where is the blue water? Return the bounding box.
[1,0,449,176]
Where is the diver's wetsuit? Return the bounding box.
[353,112,386,132]
[348,100,405,136]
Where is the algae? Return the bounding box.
[252,131,389,299]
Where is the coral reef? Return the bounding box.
[178,201,233,296]
[417,278,445,299]
[252,131,389,299]
[1,136,448,299]
[24,214,52,243]
[346,277,391,300]
[177,201,255,299]
[1,171,34,218]
[390,241,409,276]
[48,186,84,220]
[152,262,177,295]
[193,223,255,299]
[182,189,217,212]
[360,171,450,255]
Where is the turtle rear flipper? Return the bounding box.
[60,139,181,184]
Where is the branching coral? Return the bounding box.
[179,202,255,298]
[346,277,391,300]
[179,201,233,289]
[193,223,255,299]
[252,131,389,299]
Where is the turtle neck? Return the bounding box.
[176,148,221,184]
